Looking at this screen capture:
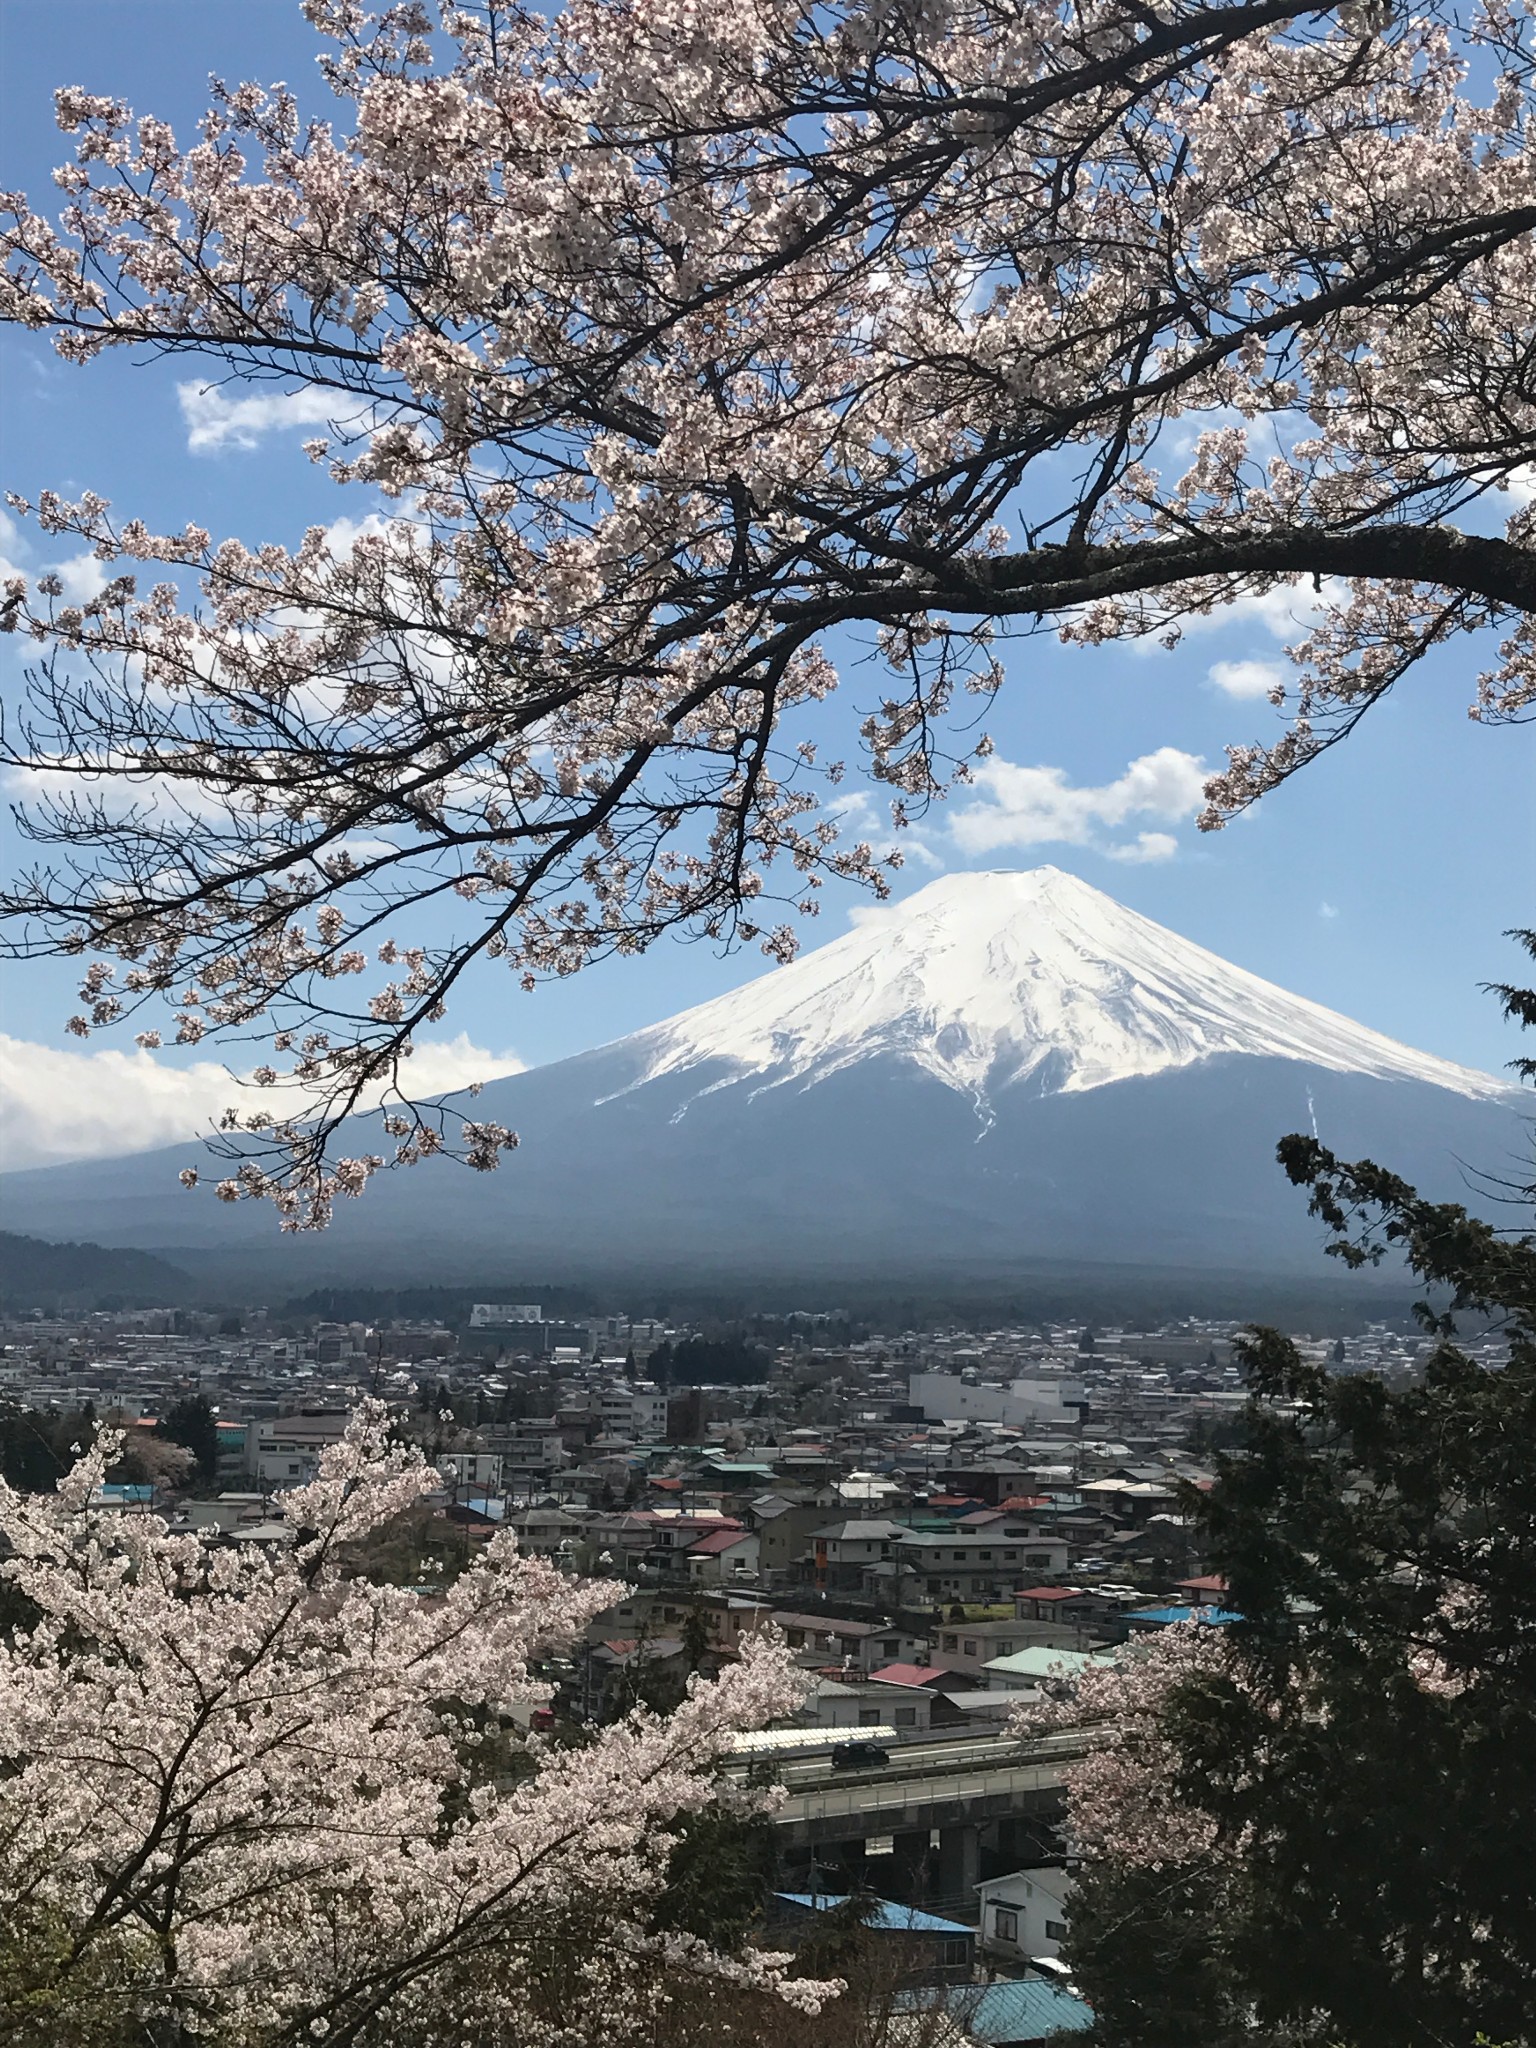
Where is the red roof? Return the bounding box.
[999,1495,1050,1511]
[688,1528,753,1556]
[650,1476,682,1491]
[868,1661,961,1688]
[1177,1573,1228,1592]
[1016,1585,1084,1602]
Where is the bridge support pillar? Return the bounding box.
[937,1823,979,1906]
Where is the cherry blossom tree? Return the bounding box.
[1,0,1532,1218]
[0,1401,833,2046]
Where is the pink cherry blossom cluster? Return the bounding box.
[0,1401,835,2039]
[1011,1625,1239,1869]
[1,0,1531,1217]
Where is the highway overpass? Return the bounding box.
[730,1729,1081,1906]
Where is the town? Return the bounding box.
[2,1293,1500,2046]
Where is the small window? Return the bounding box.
[1026,1552,1053,1566]
[993,1908,1018,1943]
[953,1550,967,1562]
[858,1708,881,1726]
[941,1939,969,1966]
[1046,1919,1068,1943]
[978,1549,993,1561]
[882,1640,901,1655]
[963,1640,978,1655]
[893,1707,917,1727]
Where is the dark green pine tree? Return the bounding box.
[157,1395,219,1486]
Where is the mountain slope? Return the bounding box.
[620,867,1505,1112]
[2,870,1523,1283]
[0,1233,192,1309]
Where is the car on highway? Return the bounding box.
[829,1740,891,1770]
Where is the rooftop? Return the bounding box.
[775,1895,972,1936]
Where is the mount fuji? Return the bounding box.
[5,869,1525,1285]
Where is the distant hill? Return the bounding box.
[0,1233,192,1310]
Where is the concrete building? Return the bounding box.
[908,1373,1087,1427]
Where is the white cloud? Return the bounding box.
[828,788,948,876]
[178,381,350,454]
[391,1033,524,1097]
[1208,657,1285,700]
[1113,575,1351,662]
[1106,831,1180,864]
[0,1031,524,1171]
[1319,901,1340,920]
[846,899,906,931]
[950,745,1207,861]
[0,506,107,606]
[901,835,947,871]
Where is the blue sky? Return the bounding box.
[1,0,1532,1165]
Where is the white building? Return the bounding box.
[975,1864,1074,1963]
[247,1410,352,1488]
[437,1451,504,1494]
[908,1372,1087,1426]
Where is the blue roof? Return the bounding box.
[775,1893,973,1936]
[960,1978,1095,2042]
[898,1980,1094,2043]
[1127,1605,1241,1627]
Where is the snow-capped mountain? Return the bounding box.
[4,869,1523,1287]
[618,867,1505,1118]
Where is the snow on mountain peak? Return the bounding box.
[617,867,1508,1111]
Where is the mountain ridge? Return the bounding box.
[1,868,1522,1283]
[611,867,1509,1116]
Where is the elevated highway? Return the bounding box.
[731,1729,1082,1897]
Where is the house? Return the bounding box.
[1175,1573,1229,1606]
[799,1677,934,1734]
[773,1611,921,1673]
[589,1507,743,1573]
[1013,1586,1100,1629]
[579,1635,687,1718]
[771,1895,974,1983]
[867,1660,970,1695]
[247,1408,352,1488]
[891,1530,1064,1603]
[88,1481,158,1511]
[742,1495,828,1583]
[923,1976,1094,2044]
[663,1590,776,1655]
[931,1618,1049,1675]
[809,1519,911,1590]
[509,1502,590,1555]
[1125,1603,1241,1631]
[179,1493,271,1534]
[975,1864,1075,1964]
[982,1645,1109,1690]
[686,1525,761,1585]
[1076,1477,1179,1521]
